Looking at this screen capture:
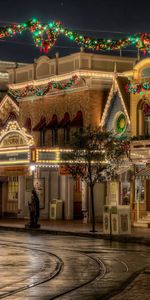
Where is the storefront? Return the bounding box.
[0,120,33,217]
[0,124,86,220]
[134,166,150,221]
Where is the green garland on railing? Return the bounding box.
[126,81,150,95]
[1,18,150,53]
[8,75,79,99]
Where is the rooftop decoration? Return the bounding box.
[1,18,150,53]
[126,81,150,95]
[115,112,127,134]
[8,75,79,99]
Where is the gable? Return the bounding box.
[0,94,19,122]
[101,80,130,135]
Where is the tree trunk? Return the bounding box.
[90,184,96,232]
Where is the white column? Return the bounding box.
[60,175,68,219]
[67,176,74,220]
[60,175,74,220]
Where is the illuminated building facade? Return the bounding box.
[1,51,147,224]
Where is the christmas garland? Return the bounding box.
[126,81,150,95]
[0,18,150,53]
[8,75,79,99]
[116,113,126,134]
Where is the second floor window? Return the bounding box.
[52,129,58,146]
[64,127,70,145]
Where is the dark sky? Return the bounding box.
[0,0,150,62]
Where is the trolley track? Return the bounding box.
[0,242,63,299]
[0,239,106,299]
[0,234,149,299]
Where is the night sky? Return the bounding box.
[0,0,150,63]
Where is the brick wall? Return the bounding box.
[19,89,104,147]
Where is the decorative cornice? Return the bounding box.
[0,120,34,146]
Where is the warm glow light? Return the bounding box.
[8,70,119,90]
[30,165,35,171]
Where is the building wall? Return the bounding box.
[19,89,104,146]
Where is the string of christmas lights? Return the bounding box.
[8,75,79,99]
[1,18,150,53]
[126,81,150,95]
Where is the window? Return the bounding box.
[135,179,144,203]
[113,112,127,135]
[52,129,58,146]
[40,130,45,146]
[8,177,18,201]
[141,67,150,79]
[144,115,150,135]
[64,127,70,145]
[143,103,150,135]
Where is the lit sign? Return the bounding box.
[38,152,56,161]
[0,151,29,165]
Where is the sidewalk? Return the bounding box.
[110,269,150,300]
[0,218,150,245]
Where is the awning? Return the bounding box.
[70,111,83,127]
[0,166,29,176]
[46,114,58,129]
[32,116,46,131]
[135,167,150,179]
[58,112,70,128]
[117,166,131,175]
[24,117,32,132]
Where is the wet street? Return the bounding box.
[0,230,150,299]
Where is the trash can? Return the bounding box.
[118,205,131,234]
[103,205,131,235]
[111,205,131,235]
[49,199,63,220]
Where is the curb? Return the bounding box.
[0,225,150,246]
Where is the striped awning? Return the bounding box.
[135,167,150,179]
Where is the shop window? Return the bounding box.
[135,179,144,202]
[8,177,18,201]
[26,178,33,191]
